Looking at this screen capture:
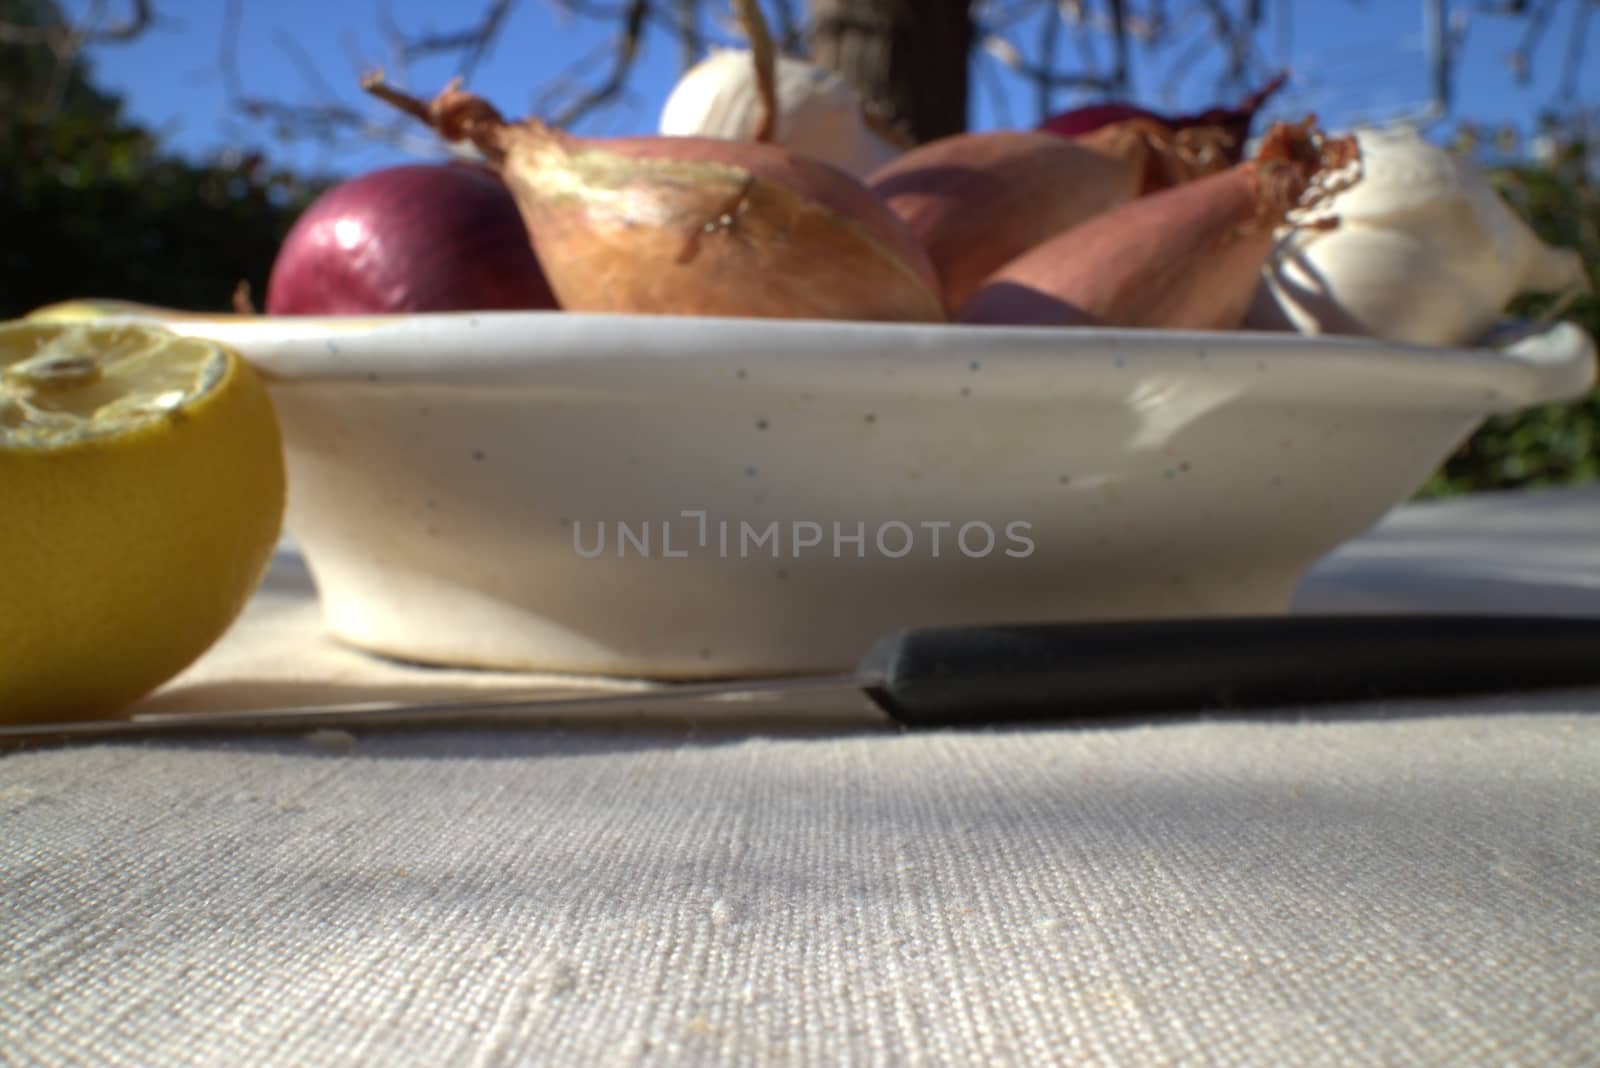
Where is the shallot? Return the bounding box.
[1073,118,1237,195]
[867,110,1254,315]
[868,131,1148,313]
[960,118,1361,331]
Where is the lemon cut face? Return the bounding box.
[0,321,287,723]
[2,323,226,445]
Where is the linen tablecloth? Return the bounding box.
[4,487,1599,1066]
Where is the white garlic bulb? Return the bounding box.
[1247,124,1589,347]
[658,48,904,179]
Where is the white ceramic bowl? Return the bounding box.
[165,313,1594,678]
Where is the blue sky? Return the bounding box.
[68,0,1598,177]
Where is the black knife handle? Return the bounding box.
[859,615,1600,727]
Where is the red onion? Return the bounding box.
[1039,72,1290,165]
[265,163,558,315]
[1040,101,1162,138]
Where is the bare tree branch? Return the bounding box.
[337,29,371,84]
[1509,0,1562,82]
[541,0,650,127]
[975,27,1018,127]
[1108,0,1131,90]
[399,0,516,81]
[981,26,1117,93]
[1556,0,1591,102]
[673,0,701,67]
[0,0,152,44]
[216,0,437,155]
[1416,0,1460,126]
[1037,2,1061,116]
[2,0,158,115]
[133,0,1589,160]
[769,0,803,53]
[1070,9,1103,83]
[977,0,1042,32]
[272,29,347,106]
[1274,0,1292,63]
[1504,0,1555,81]
[1159,26,1222,103]
[375,0,413,90]
[1195,0,1251,88]
[85,0,152,42]
[547,0,634,21]
[1140,0,1171,42]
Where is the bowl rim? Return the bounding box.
[153,312,1596,415]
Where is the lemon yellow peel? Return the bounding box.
[0,320,286,723]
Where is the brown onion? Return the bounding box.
[361,77,945,323]
[959,118,1361,331]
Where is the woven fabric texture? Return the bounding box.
[5,704,1599,1066]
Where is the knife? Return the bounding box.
[5,613,1600,746]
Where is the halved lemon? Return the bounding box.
[24,298,174,323]
[0,320,286,723]
[25,297,254,325]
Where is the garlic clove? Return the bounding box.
[659,48,903,178]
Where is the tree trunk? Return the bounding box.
[806,0,974,144]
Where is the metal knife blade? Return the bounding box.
[6,613,1600,746]
[0,672,878,748]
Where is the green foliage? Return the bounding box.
[0,0,120,121]
[0,0,329,319]
[1418,122,1599,498]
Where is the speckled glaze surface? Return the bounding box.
[168,312,1595,678]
